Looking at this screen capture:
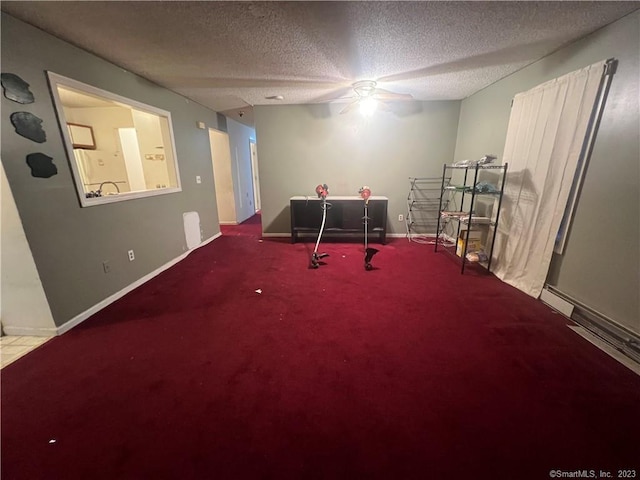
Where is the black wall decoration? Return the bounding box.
[10,111,47,143]
[26,153,57,178]
[4,74,57,179]
[1,73,35,104]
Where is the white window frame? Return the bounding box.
[47,71,182,207]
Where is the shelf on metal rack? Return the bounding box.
[434,162,508,273]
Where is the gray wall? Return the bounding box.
[1,13,223,327]
[455,11,639,333]
[254,102,461,235]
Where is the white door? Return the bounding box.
[209,129,237,224]
[249,140,261,212]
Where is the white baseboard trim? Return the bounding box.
[568,325,640,376]
[261,232,289,238]
[387,233,409,238]
[55,232,222,336]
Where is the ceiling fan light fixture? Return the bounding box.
[359,97,378,117]
[353,80,377,98]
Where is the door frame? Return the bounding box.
[249,139,261,212]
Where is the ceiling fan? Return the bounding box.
[336,80,414,115]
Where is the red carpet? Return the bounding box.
[220,212,262,236]
[2,213,639,479]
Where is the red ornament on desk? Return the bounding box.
[315,184,328,198]
[359,186,371,203]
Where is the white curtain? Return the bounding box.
[492,60,606,298]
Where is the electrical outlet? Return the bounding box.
[398,214,404,222]
[102,261,111,273]
[196,175,201,184]
[128,250,135,261]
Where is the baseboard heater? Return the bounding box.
[543,285,640,365]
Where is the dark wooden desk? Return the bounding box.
[290,196,388,244]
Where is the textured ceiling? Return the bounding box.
[3,1,639,126]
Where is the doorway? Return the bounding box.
[209,128,236,224]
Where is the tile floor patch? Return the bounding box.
[1,335,52,368]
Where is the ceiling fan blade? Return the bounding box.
[339,99,361,115]
[377,101,392,112]
[310,86,355,104]
[373,87,413,101]
[339,98,393,115]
